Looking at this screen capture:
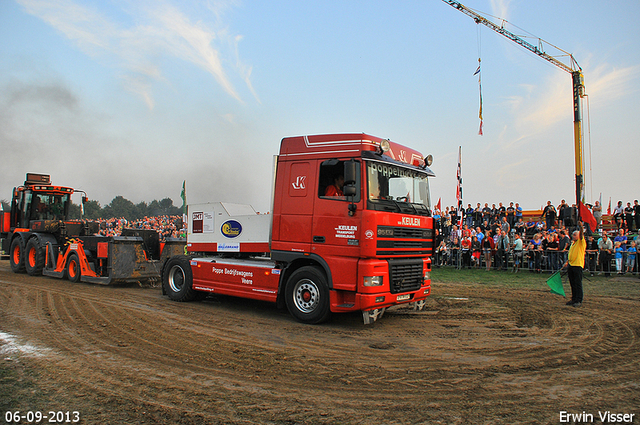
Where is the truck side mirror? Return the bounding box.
[344,160,357,186]
[343,160,357,197]
[343,160,358,215]
[343,185,356,197]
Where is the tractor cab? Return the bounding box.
[9,173,74,231]
[12,189,72,228]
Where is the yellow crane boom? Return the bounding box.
[443,0,586,214]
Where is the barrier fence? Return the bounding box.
[434,242,638,275]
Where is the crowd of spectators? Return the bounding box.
[433,200,640,276]
[96,215,186,240]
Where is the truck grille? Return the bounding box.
[378,226,432,239]
[377,226,433,256]
[388,258,423,294]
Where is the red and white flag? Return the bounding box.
[579,201,597,231]
[456,146,463,227]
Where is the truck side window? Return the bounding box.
[318,160,360,201]
[21,192,32,227]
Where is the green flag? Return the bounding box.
[546,271,565,297]
[180,181,186,214]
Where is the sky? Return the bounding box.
[1,0,639,213]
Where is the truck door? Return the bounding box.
[18,190,32,229]
[312,160,362,291]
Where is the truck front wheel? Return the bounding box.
[25,238,45,276]
[163,256,202,302]
[10,238,26,274]
[285,266,331,324]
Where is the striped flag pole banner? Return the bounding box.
[475,58,483,136]
[457,146,463,228]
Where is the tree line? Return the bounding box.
[1,196,183,221]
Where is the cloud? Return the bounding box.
[501,61,640,142]
[17,0,117,56]
[584,63,640,104]
[150,2,241,102]
[489,0,512,21]
[232,34,260,104]
[16,0,256,108]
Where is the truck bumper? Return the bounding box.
[329,283,431,313]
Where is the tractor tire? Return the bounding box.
[162,256,202,302]
[285,266,331,324]
[25,238,45,276]
[10,237,26,274]
[66,254,81,283]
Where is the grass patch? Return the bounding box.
[431,266,640,299]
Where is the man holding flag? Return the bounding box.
[563,221,586,307]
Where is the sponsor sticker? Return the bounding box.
[221,220,242,238]
[193,286,215,292]
[218,243,240,252]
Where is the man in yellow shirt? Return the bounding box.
[564,221,586,307]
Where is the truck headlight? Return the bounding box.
[364,276,383,287]
[424,271,430,281]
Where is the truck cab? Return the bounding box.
[272,134,435,322]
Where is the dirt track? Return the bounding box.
[1,260,639,424]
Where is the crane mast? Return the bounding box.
[443,0,586,214]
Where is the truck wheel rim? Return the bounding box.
[12,245,20,264]
[69,261,77,278]
[293,279,319,313]
[28,247,36,267]
[168,265,185,292]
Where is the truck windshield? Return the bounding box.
[30,192,70,221]
[366,161,431,216]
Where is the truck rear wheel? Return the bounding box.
[285,266,331,324]
[25,238,45,276]
[66,254,81,283]
[10,237,26,273]
[163,256,201,302]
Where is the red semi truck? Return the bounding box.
[162,133,436,324]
